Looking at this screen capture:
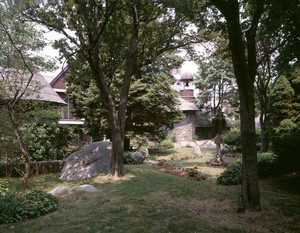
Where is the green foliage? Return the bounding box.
[0,190,58,224]
[271,120,300,172]
[221,128,261,152]
[269,67,300,172]
[24,123,72,161]
[194,54,239,118]
[257,153,279,179]
[217,153,280,185]
[123,152,137,165]
[221,131,241,151]
[158,140,174,149]
[269,75,295,128]
[216,161,242,185]
[167,131,177,143]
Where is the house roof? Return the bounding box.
[180,72,193,80]
[178,97,199,111]
[225,117,235,128]
[50,66,69,87]
[2,71,66,105]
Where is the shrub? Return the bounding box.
[167,131,177,143]
[159,140,174,149]
[217,153,280,185]
[131,134,149,156]
[257,153,280,178]
[222,131,241,151]
[271,120,300,173]
[123,151,137,165]
[0,190,58,224]
[24,123,72,161]
[216,161,242,185]
[221,129,261,152]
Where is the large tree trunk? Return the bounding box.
[212,0,261,212]
[8,108,30,191]
[85,4,139,177]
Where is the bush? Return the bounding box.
[24,123,72,161]
[123,152,137,165]
[159,140,174,149]
[222,131,241,151]
[217,153,280,185]
[0,190,58,224]
[216,161,242,185]
[271,120,300,173]
[257,153,280,178]
[221,129,261,152]
[131,134,149,156]
[167,131,177,143]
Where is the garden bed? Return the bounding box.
[151,160,207,181]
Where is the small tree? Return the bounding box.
[0,3,53,190]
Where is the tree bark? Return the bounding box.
[8,107,30,191]
[212,0,261,212]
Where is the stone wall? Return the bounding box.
[173,111,196,141]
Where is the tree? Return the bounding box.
[26,0,199,177]
[0,3,53,189]
[66,52,183,149]
[269,67,300,172]
[203,0,265,211]
[194,57,238,117]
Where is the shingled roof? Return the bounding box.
[2,71,66,105]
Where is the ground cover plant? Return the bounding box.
[0,189,58,224]
[0,148,299,233]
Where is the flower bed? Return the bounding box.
[152,160,207,181]
[225,151,242,158]
[206,160,229,167]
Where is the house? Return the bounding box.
[170,68,234,141]
[49,67,84,125]
[48,67,91,144]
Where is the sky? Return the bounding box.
[40,30,200,78]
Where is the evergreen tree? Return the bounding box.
[269,66,300,172]
[269,75,295,129]
[66,53,183,147]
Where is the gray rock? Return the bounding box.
[192,146,202,156]
[71,184,98,192]
[202,141,217,149]
[60,142,112,181]
[49,186,71,196]
[130,151,145,164]
[49,184,97,196]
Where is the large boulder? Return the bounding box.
[130,151,145,164]
[60,142,112,181]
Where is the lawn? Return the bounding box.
[0,148,299,233]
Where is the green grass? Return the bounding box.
[0,148,299,233]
